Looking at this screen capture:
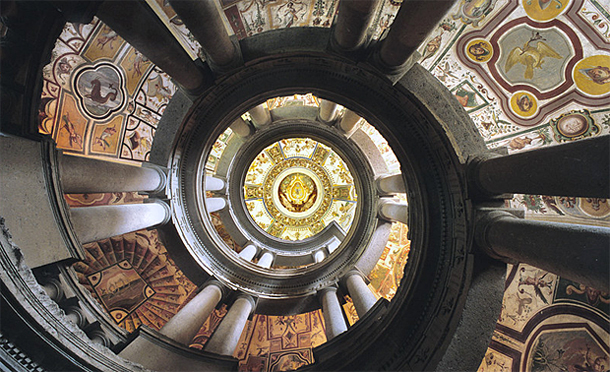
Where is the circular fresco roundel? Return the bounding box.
[244,138,357,241]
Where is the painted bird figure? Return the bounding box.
[505,32,562,79]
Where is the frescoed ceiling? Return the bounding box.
[40,18,177,163]
[36,0,609,371]
[418,0,610,153]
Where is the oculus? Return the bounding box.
[244,138,357,241]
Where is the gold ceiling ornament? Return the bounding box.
[244,138,357,241]
[278,172,318,213]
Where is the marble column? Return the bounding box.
[376,173,406,195]
[60,154,166,194]
[332,0,382,51]
[230,117,254,138]
[472,135,609,198]
[314,250,326,263]
[476,209,610,291]
[168,0,240,70]
[337,110,361,135]
[205,294,256,356]
[205,176,225,192]
[206,197,227,213]
[378,198,408,225]
[160,281,224,345]
[239,244,258,261]
[319,286,348,340]
[249,104,272,128]
[257,251,275,269]
[95,0,207,93]
[378,0,456,68]
[318,99,341,123]
[70,200,170,243]
[344,271,377,317]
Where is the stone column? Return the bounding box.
[378,198,408,225]
[249,104,272,128]
[206,197,227,213]
[314,250,326,263]
[332,0,381,51]
[319,286,348,340]
[239,244,259,261]
[337,110,361,135]
[230,117,254,138]
[168,0,240,71]
[376,174,406,195]
[60,154,166,194]
[476,210,610,291]
[205,294,256,356]
[327,236,341,253]
[318,99,341,123]
[95,0,207,94]
[205,176,225,192]
[70,200,170,243]
[257,251,275,269]
[41,277,64,302]
[472,136,609,198]
[160,281,224,345]
[378,0,456,68]
[344,271,377,317]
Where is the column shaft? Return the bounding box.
[239,244,258,261]
[249,104,271,128]
[168,0,239,69]
[345,272,377,317]
[60,154,165,194]
[474,136,610,198]
[95,0,206,93]
[476,210,610,290]
[70,201,170,243]
[206,197,227,213]
[160,282,223,345]
[338,110,361,135]
[376,174,406,194]
[378,199,408,225]
[379,0,456,67]
[333,0,381,51]
[318,99,340,123]
[319,287,348,340]
[314,250,326,263]
[230,117,254,138]
[205,176,225,192]
[205,295,255,356]
[257,252,274,269]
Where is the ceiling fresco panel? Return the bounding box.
[419,0,610,149]
[40,19,178,163]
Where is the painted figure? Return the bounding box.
[518,268,553,304]
[516,94,534,112]
[469,41,491,61]
[505,32,561,79]
[94,125,117,150]
[60,113,83,149]
[581,66,610,85]
[85,79,118,104]
[96,26,119,50]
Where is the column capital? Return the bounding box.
[341,269,369,287]
[317,284,340,296]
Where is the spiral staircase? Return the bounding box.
[1,1,608,371]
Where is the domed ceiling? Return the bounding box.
[36,0,609,371]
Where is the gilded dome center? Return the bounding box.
[244,138,357,241]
